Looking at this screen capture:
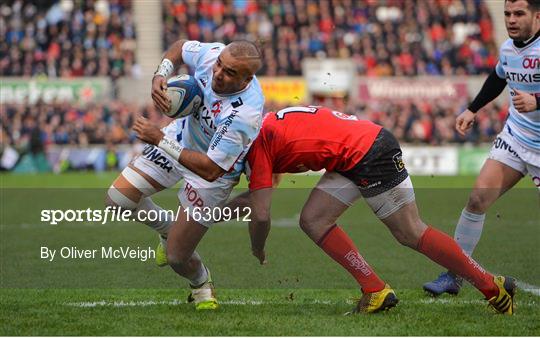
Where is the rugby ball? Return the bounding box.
[165,74,203,118]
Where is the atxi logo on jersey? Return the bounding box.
[522,57,540,69]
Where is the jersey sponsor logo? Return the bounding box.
[200,105,217,134]
[183,183,205,207]
[505,71,540,83]
[332,110,358,120]
[210,110,239,150]
[358,179,381,189]
[392,152,405,172]
[493,137,519,158]
[522,57,540,69]
[231,97,243,108]
[502,56,508,66]
[141,145,174,172]
[211,100,222,117]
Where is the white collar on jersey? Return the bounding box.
[513,29,540,48]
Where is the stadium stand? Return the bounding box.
[1,98,507,147]
[162,0,497,76]
[1,0,506,172]
[1,100,171,147]
[0,0,137,77]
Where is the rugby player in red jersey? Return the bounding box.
[241,106,516,315]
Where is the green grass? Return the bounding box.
[1,172,539,336]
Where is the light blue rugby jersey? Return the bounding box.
[165,40,265,180]
[496,37,540,151]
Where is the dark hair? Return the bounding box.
[506,0,540,11]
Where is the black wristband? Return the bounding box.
[536,95,540,110]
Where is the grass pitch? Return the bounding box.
[1,172,539,336]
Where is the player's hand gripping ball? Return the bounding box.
[164,74,203,118]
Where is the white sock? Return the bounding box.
[136,197,174,236]
[454,208,485,256]
[190,263,209,287]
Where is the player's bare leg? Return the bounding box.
[166,206,217,310]
[299,188,348,241]
[379,199,515,314]
[466,159,523,214]
[106,165,175,266]
[300,188,398,314]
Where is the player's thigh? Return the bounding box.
[479,130,526,190]
[470,159,524,205]
[363,175,417,220]
[106,166,165,209]
[358,176,424,247]
[108,146,184,207]
[302,172,358,240]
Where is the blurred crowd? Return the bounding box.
[1,0,505,170]
[1,0,496,78]
[1,0,137,78]
[2,98,507,153]
[1,100,169,154]
[163,0,497,76]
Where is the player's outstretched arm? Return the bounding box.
[152,39,188,113]
[214,191,252,224]
[215,174,283,224]
[249,188,273,265]
[133,116,225,182]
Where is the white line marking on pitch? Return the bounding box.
[65,298,536,308]
[516,281,540,296]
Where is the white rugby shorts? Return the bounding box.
[131,143,237,227]
[489,125,540,189]
[315,171,416,219]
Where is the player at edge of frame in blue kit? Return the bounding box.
[424,0,540,297]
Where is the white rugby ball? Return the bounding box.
[165,74,203,118]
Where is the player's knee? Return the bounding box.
[466,191,489,213]
[390,220,425,248]
[392,230,416,248]
[298,214,313,232]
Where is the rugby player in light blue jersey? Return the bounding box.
[424,0,540,297]
[107,40,264,310]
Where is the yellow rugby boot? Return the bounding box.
[488,276,516,315]
[346,284,399,314]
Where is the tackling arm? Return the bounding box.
[249,188,273,265]
[133,116,225,182]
